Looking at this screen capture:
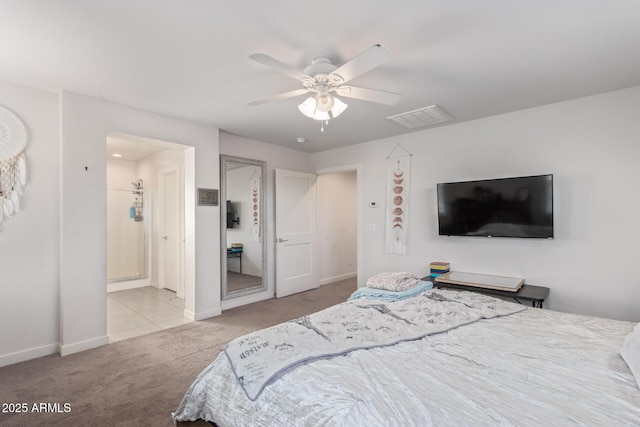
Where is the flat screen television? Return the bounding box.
[226,200,237,229]
[437,174,553,238]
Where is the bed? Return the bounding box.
[173,288,640,426]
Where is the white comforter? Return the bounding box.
[224,290,524,400]
[174,293,640,426]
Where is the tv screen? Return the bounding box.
[437,174,553,238]
[226,200,236,229]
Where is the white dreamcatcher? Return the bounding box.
[0,105,28,226]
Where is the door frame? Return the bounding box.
[158,165,184,297]
[314,163,362,288]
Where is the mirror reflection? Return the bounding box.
[221,155,266,299]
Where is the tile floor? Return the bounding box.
[107,286,191,343]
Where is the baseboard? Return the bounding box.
[59,335,109,357]
[107,278,150,293]
[0,343,59,368]
[220,290,273,311]
[319,271,357,286]
[184,307,222,321]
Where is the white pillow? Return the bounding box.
[620,322,640,390]
[366,272,419,292]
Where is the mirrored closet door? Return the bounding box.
[220,155,267,300]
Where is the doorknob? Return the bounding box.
[162,236,168,240]
[276,237,289,243]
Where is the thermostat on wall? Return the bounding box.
[369,201,379,208]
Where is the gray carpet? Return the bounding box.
[0,278,356,427]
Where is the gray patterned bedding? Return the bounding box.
[173,289,640,426]
[224,290,524,400]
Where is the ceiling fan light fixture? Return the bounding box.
[330,96,348,118]
[298,95,348,122]
[298,96,318,118]
[315,92,334,112]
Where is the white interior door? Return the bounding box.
[160,168,179,292]
[275,169,318,297]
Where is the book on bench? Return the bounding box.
[435,271,524,292]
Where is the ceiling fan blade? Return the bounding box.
[249,53,311,82]
[246,88,310,106]
[335,86,401,105]
[331,44,392,84]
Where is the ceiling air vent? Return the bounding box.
[387,105,453,129]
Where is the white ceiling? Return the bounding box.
[2,1,640,154]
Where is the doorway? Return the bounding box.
[317,169,358,287]
[106,133,192,341]
[159,166,180,294]
[274,168,318,298]
[272,166,359,298]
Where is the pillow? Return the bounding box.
[620,322,640,390]
[366,272,420,292]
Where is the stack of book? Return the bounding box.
[230,243,243,252]
[429,262,450,277]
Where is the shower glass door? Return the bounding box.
[107,189,147,281]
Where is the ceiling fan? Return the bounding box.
[246,44,401,131]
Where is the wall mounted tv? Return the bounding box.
[437,174,553,238]
[226,200,238,229]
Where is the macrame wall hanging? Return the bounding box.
[0,105,28,226]
[385,143,412,255]
[249,169,261,243]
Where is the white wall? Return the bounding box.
[59,91,221,356]
[317,171,357,285]
[106,158,137,188]
[219,132,312,309]
[0,79,221,367]
[311,85,640,322]
[0,81,60,365]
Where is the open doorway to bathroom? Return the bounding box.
[106,133,193,342]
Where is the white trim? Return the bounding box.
[107,277,150,292]
[59,335,109,357]
[0,344,59,368]
[314,163,361,175]
[319,271,357,286]
[221,289,273,311]
[187,307,223,321]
